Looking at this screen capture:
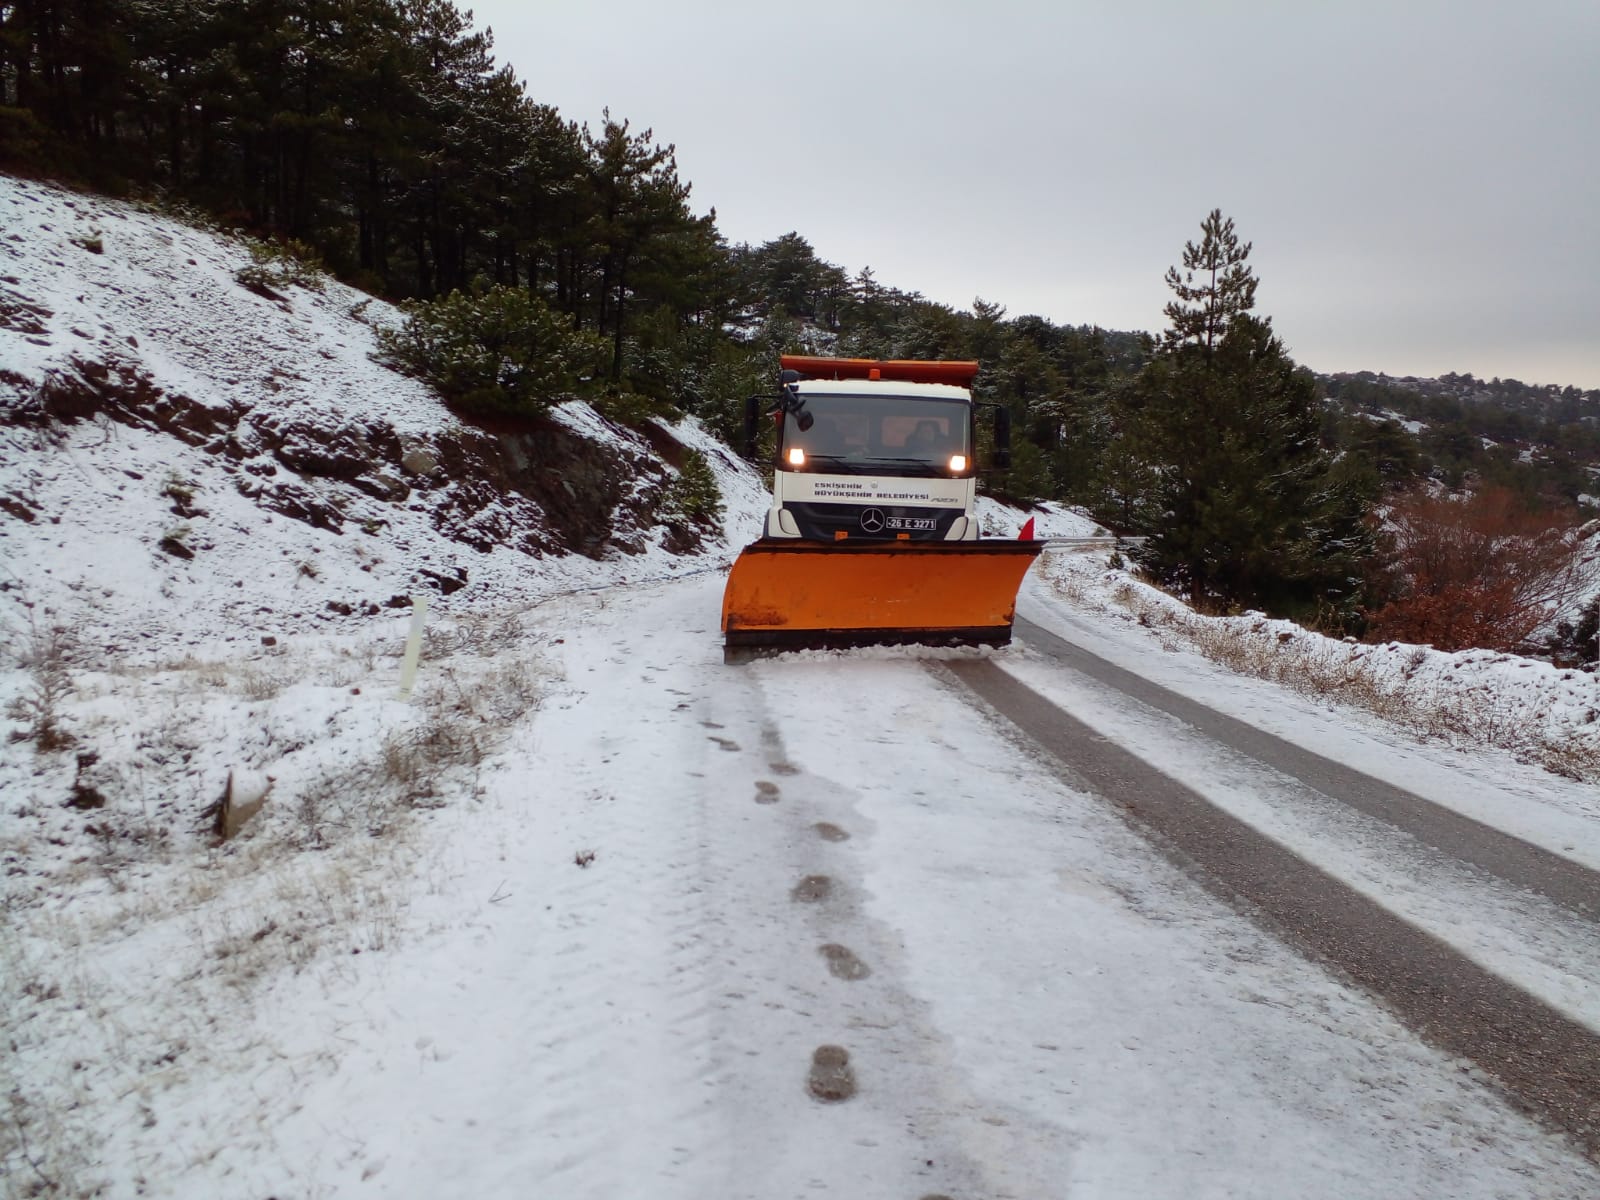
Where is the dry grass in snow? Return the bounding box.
[0,603,556,1197]
[1040,554,1600,783]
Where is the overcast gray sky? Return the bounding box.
[469,1,1598,388]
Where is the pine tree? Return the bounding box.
[1162,208,1258,356]
[739,232,837,321]
[891,301,965,360]
[1127,211,1374,619]
[661,448,724,529]
[376,282,606,417]
[581,113,693,380]
[395,0,499,295]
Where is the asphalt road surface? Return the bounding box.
[943,637,1600,1160]
[1013,615,1600,919]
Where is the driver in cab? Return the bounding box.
[907,419,948,455]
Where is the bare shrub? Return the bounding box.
[194,663,229,688]
[420,612,525,659]
[5,610,75,751]
[236,667,288,700]
[378,715,485,809]
[1367,487,1587,652]
[474,659,543,723]
[289,773,336,848]
[158,523,193,558]
[160,471,200,516]
[287,763,407,847]
[367,651,547,812]
[2,1085,84,1198]
[378,733,429,802]
[235,236,326,294]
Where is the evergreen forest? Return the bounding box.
[4,0,1597,655]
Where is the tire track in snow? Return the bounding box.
[946,657,1600,1160]
[483,596,729,1198]
[1014,614,1600,916]
[1000,625,1600,1031]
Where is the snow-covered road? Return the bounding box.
[8,170,1600,1198]
[174,570,1600,1199]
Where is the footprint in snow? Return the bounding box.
[754,780,780,804]
[819,943,870,980]
[791,875,832,903]
[807,1044,856,1103]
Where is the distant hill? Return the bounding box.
[1322,370,1600,423]
[1318,371,1600,504]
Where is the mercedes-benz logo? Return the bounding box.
[859,508,885,534]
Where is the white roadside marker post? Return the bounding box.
[398,594,429,699]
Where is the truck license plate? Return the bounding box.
[886,516,938,531]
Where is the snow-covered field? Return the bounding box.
[5,174,1600,1197]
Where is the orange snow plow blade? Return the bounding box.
[722,540,1043,651]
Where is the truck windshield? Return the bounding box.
[780,394,971,471]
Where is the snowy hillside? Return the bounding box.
[5,175,1600,1198]
[0,174,767,662]
[0,176,772,1191]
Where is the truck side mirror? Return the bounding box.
[776,382,813,432]
[993,407,1012,470]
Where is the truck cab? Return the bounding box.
[724,356,1036,653]
[750,357,1008,543]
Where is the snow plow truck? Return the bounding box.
[721,355,1042,652]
